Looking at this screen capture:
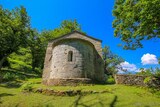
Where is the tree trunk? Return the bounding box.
[0,56,8,71]
[0,55,8,82]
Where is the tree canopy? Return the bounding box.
[102,46,124,75]
[0,5,82,73]
[0,6,30,70]
[112,0,160,49]
[40,19,82,43]
[3,18,82,74]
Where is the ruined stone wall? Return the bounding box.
[115,74,147,86]
[50,39,95,79]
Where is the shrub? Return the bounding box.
[144,77,152,85]
[138,68,160,89]
[106,75,115,84]
[144,76,160,90]
[8,59,32,72]
[1,69,27,82]
[3,72,18,81]
[21,82,34,92]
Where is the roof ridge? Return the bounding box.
[49,30,102,42]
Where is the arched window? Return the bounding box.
[68,51,73,62]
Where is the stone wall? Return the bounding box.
[50,39,94,79]
[42,31,105,85]
[50,31,103,57]
[115,74,147,86]
[43,78,92,86]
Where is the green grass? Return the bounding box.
[0,78,160,107]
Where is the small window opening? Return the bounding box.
[68,51,73,62]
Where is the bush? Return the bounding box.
[144,77,152,85]
[138,68,160,89]
[8,47,33,72]
[106,75,115,84]
[144,76,160,90]
[8,59,32,72]
[21,82,34,92]
[1,69,27,82]
[3,72,18,81]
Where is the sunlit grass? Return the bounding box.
[0,78,160,107]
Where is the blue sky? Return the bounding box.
[1,0,160,72]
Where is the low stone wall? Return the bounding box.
[115,74,147,86]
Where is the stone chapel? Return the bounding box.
[42,31,105,85]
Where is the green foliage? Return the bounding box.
[40,19,82,43]
[8,47,32,71]
[21,82,34,92]
[138,68,160,89]
[3,72,18,81]
[2,70,27,82]
[1,68,40,83]
[144,77,152,84]
[0,6,30,70]
[112,0,160,49]
[144,76,160,91]
[2,71,26,82]
[152,68,160,89]
[0,5,83,77]
[106,75,115,84]
[154,67,160,77]
[102,46,124,75]
[27,29,45,72]
[137,68,153,76]
[1,12,82,74]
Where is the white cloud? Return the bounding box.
[141,53,158,65]
[118,61,137,73]
[135,68,146,73]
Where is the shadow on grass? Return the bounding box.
[110,95,118,107]
[1,68,40,80]
[0,93,15,104]
[0,68,40,89]
[0,80,23,88]
[0,93,15,97]
[70,95,110,107]
[70,94,119,107]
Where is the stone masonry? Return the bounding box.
[42,31,105,85]
[115,74,147,86]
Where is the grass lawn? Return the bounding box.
[0,78,160,107]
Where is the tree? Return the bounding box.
[60,19,81,32]
[102,46,124,75]
[112,0,160,49]
[0,6,30,70]
[40,19,82,43]
[27,29,45,73]
[3,19,82,74]
[8,47,32,71]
